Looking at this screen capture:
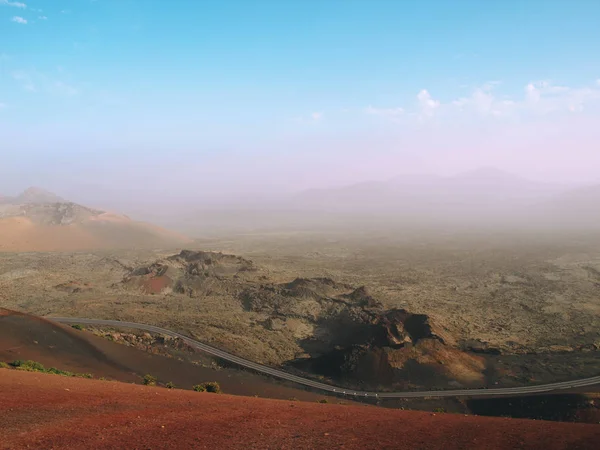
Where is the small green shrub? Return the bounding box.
[0,362,10,369]
[11,360,46,371]
[193,381,221,393]
[318,399,329,404]
[143,374,157,386]
[47,367,74,376]
[71,324,84,331]
[9,360,92,378]
[433,407,446,413]
[203,382,221,393]
[166,382,176,389]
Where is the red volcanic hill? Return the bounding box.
[0,370,598,450]
[0,191,191,251]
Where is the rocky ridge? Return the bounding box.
[123,250,487,388]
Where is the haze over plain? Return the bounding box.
[1,0,600,232]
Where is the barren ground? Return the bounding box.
[0,309,346,403]
[1,229,599,389]
[1,370,599,450]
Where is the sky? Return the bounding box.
[1,0,600,205]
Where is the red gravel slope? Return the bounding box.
[1,370,598,450]
[0,308,349,402]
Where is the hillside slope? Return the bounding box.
[0,308,342,402]
[1,370,598,449]
[0,202,191,252]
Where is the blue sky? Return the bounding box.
[1,0,600,202]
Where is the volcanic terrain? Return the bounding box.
[1,369,599,450]
[0,188,191,251]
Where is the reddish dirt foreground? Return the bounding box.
[1,371,599,450]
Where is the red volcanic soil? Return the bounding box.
[1,371,598,450]
[140,274,172,294]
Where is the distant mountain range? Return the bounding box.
[3,168,600,237]
[171,168,600,233]
[291,168,570,213]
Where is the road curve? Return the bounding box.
[49,317,600,399]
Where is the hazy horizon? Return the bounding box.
[2,0,600,216]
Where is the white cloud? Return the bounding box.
[366,105,404,118]
[417,89,440,117]
[437,80,599,119]
[453,83,513,117]
[0,0,26,8]
[11,15,27,24]
[367,79,600,125]
[311,111,323,120]
[523,80,599,114]
[38,15,47,20]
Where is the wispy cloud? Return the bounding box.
[417,89,440,118]
[12,70,81,96]
[366,105,404,119]
[52,81,79,97]
[453,82,513,117]
[0,0,26,8]
[38,15,47,20]
[522,80,600,114]
[11,15,27,24]
[368,79,600,124]
[12,71,36,91]
[293,111,325,124]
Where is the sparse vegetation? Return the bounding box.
[2,232,600,392]
[166,381,176,389]
[318,399,329,404]
[203,382,222,393]
[433,407,447,413]
[71,324,84,331]
[0,362,10,369]
[193,382,221,393]
[8,360,93,378]
[142,374,157,386]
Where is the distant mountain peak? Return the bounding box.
[15,187,65,204]
[453,167,524,181]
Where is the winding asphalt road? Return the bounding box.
[49,317,600,399]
